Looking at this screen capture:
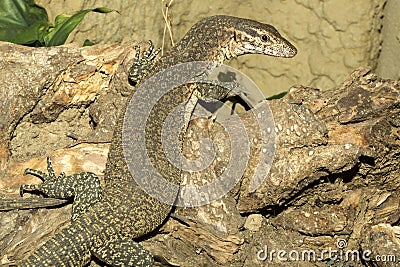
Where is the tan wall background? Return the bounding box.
[376,0,400,79]
[36,0,398,97]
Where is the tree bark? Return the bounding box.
[0,42,399,267]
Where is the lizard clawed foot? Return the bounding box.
[21,157,65,196]
[20,157,103,220]
[128,40,160,86]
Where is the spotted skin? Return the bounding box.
[21,157,102,221]
[19,15,296,266]
[128,40,160,86]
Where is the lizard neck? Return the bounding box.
[218,34,248,63]
[166,30,241,65]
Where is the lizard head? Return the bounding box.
[230,17,297,59]
[174,15,297,62]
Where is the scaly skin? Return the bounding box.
[19,15,297,266]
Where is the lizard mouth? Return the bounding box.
[260,43,297,58]
[280,42,297,58]
[265,40,297,58]
[233,41,297,58]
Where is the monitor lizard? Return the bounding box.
[15,15,297,266]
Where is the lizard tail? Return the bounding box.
[0,197,68,211]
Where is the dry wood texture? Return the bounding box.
[0,42,399,266]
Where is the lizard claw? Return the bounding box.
[128,40,160,86]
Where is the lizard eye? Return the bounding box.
[261,35,270,42]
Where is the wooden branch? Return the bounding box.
[0,42,399,267]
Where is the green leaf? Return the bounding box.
[83,39,94,46]
[44,7,113,47]
[92,7,114,13]
[0,1,113,47]
[266,91,288,100]
[0,0,49,45]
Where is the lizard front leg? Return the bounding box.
[91,235,153,267]
[21,157,102,220]
[128,40,160,86]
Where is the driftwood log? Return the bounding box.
[0,41,399,267]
